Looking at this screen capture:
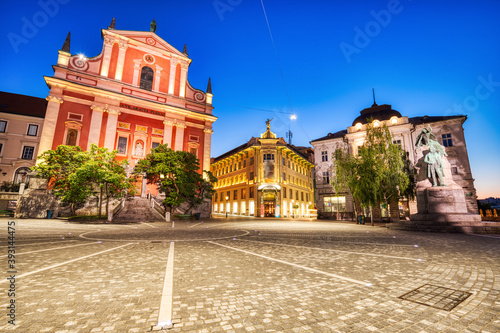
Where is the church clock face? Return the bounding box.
[144,54,155,64]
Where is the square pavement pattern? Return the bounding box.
[1,218,499,332]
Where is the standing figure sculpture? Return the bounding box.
[415,125,448,187]
[266,118,273,130]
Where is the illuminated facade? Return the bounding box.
[211,121,314,218]
[0,92,46,188]
[38,19,216,196]
[311,102,478,220]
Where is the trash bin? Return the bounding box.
[47,210,53,219]
[357,215,365,225]
[194,213,201,220]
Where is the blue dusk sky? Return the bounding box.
[1,0,499,198]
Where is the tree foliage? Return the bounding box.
[333,122,410,225]
[32,144,131,216]
[134,144,217,215]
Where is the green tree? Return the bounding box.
[33,144,131,217]
[134,144,217,219]
[70,144,132,218]
[333,122,409,225]
[32,145,89,215]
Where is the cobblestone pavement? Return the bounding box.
[1,218,499,332]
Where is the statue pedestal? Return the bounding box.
[388,184,493,233]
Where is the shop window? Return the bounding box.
[140,66,154,91]
[323,196,346,212]
[27,124,38,136]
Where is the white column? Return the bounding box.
[174,123,186,151]
[100,37,114,77]
[37,95,63,159]
[103,109,120,150]
[132,59,142,86]
[203,128,213,174]
[154,65,163,92]
[168,59,178,95]
[88,106,104,150]
[163,120,173,148]
[179,65,188,98]
[114,42,128,81]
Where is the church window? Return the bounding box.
[442,133,453,147]
[117,136,128,154]
[66,129,78,146]
[139,66,154,91]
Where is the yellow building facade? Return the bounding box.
[211,121,315,218]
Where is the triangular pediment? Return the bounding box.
[104,29,189,60]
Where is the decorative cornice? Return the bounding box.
[46,96,63,104]
[104,36,114,46]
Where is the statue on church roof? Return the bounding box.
[150,19,157,33]
[266,118,273,130]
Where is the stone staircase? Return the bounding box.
[113,197,164,222]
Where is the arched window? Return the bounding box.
[140,66,154,91]
[14,167,31,185]
[66,129,78,146]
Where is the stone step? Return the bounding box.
[113,197,164,222]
